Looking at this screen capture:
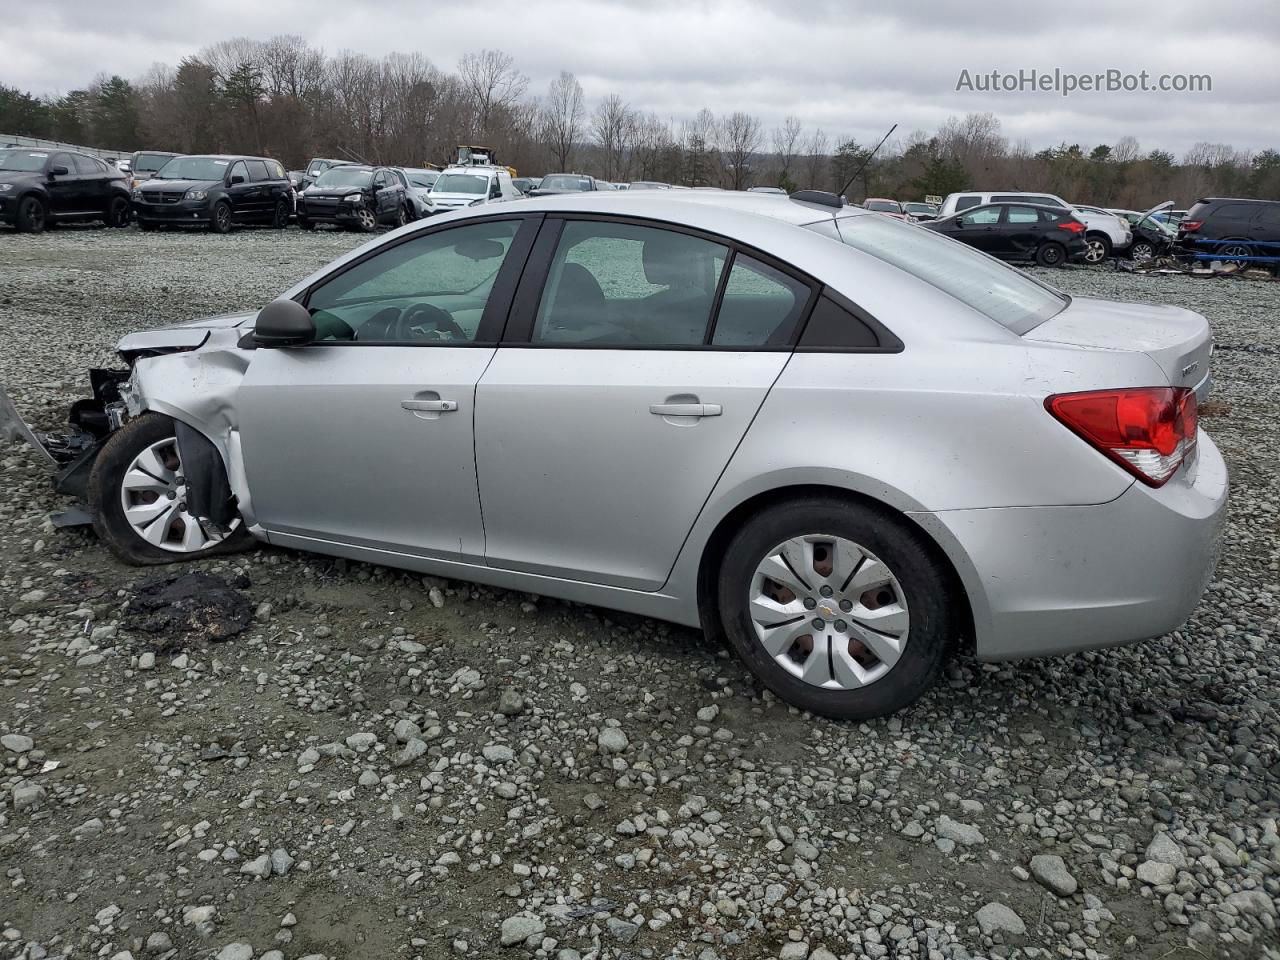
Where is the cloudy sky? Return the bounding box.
[6,0,1280,156]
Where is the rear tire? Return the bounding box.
[106,196,132,228]
[15,195,47,233]
[272,199,290,229]
[1036,241,1067,267]
[89,414,254,566]
[715,496,954,720]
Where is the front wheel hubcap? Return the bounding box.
[749,535,909,690]
[119,438,238,553]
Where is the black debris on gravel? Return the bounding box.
[123,571,252,646]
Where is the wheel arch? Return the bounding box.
[691,482,977,654]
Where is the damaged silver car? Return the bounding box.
[1,190,1227,719]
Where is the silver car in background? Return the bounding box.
[1,190,1227,719]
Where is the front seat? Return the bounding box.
[540,262,607,340]
[641,236,717,342]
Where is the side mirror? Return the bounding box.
[253,299,315,348]
[230,174,246,185]
[49,165,70,177]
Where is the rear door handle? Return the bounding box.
[649,402,721,418]
[402,399,457,412]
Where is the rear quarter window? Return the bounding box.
[1213,202,1259,221]
[954,196,982,211]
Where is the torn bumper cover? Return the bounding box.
[0,370,131,499]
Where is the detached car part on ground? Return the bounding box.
[0,191,1227,720]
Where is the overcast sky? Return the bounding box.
[7,0,1280,157]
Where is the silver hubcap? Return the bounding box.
[749,535,910,690]
[1085,239,1107,263]
[1133,243,1154,261]
[1220,245,1250,260]
[119,438,238,553]
[359,210,375,229]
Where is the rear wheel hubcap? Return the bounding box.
[119,438,238,553]
[749,534,910,690]
[1085,239,1106,262]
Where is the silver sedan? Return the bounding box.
[1,190,1227,719]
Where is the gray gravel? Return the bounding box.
[1,231,1278,959]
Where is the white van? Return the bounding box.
[426,165,521,212]
[938,191,1131,263]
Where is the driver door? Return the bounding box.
[237,216,538,561]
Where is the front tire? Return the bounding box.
[715,497,954,720]
[1130,240,1155,261]
[353,207,377,232]
[15,195,47,233]
[1036,241,1067,267]
[210,201,233,234]
[1083,233,1111,264]
[88,414,253,566]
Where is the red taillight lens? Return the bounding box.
[1056,220,1086,233]
[1180,220,1202,232]
[1046,387,1198,487]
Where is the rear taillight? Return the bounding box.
[1046,387,1198,487]
[1056,220,1086,233]
[1180,220,1202,232]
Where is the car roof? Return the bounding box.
[501,189,856,229]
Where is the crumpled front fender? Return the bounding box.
[126,329,261,528]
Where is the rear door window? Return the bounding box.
[531,220,728,346]
[710,255,812,347]
[72,153,99,175]
[1006,206,1040,223]
[246,160,271,182]
[1213,202,1258,221]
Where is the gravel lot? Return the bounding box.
[1,227,1277,960]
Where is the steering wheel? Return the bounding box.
[392,302,466,341]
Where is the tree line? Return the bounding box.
[4,36,1280,207]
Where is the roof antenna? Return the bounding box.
[839,123,897,199]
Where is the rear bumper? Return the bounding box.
[910,431,1228,660]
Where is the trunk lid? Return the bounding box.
[1026,296,1213,396]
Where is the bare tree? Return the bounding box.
[458,49,527,140]
[770,114,802,184]
[541,71,583,171]
[592,94,634,181]
[803,128,829,190]
[721,111,761,190]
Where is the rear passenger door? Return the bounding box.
[246,160,274,220]
[474,216,815,590]
[72,154,109,213]
[1002,205,1044,258]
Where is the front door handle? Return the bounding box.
[649,402,721,418]
[402,399,457,412]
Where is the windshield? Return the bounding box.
[432,173,488,195]
[540,175,592,191]
[865,200,901,212]
[903,203,934,213]
[155,156,231,181]
[0,151,49,172]
[405,171,438,188]
[135,153,176,173]
[820,214,1068,334]
[314,167,373,188]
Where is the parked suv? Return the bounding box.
[297,164,414,231]
[1176,198,1280,266]
[133,155,292,233]
[427,165,520,211]
[940,191,1130,264]
[0,148,133,233]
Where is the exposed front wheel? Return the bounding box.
[1035,241,1066,267]
[15,195,47,233]
[715,497,954,719]
[353,207,377,232]
[1130,240,1155,261]
[88,414,253,565]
